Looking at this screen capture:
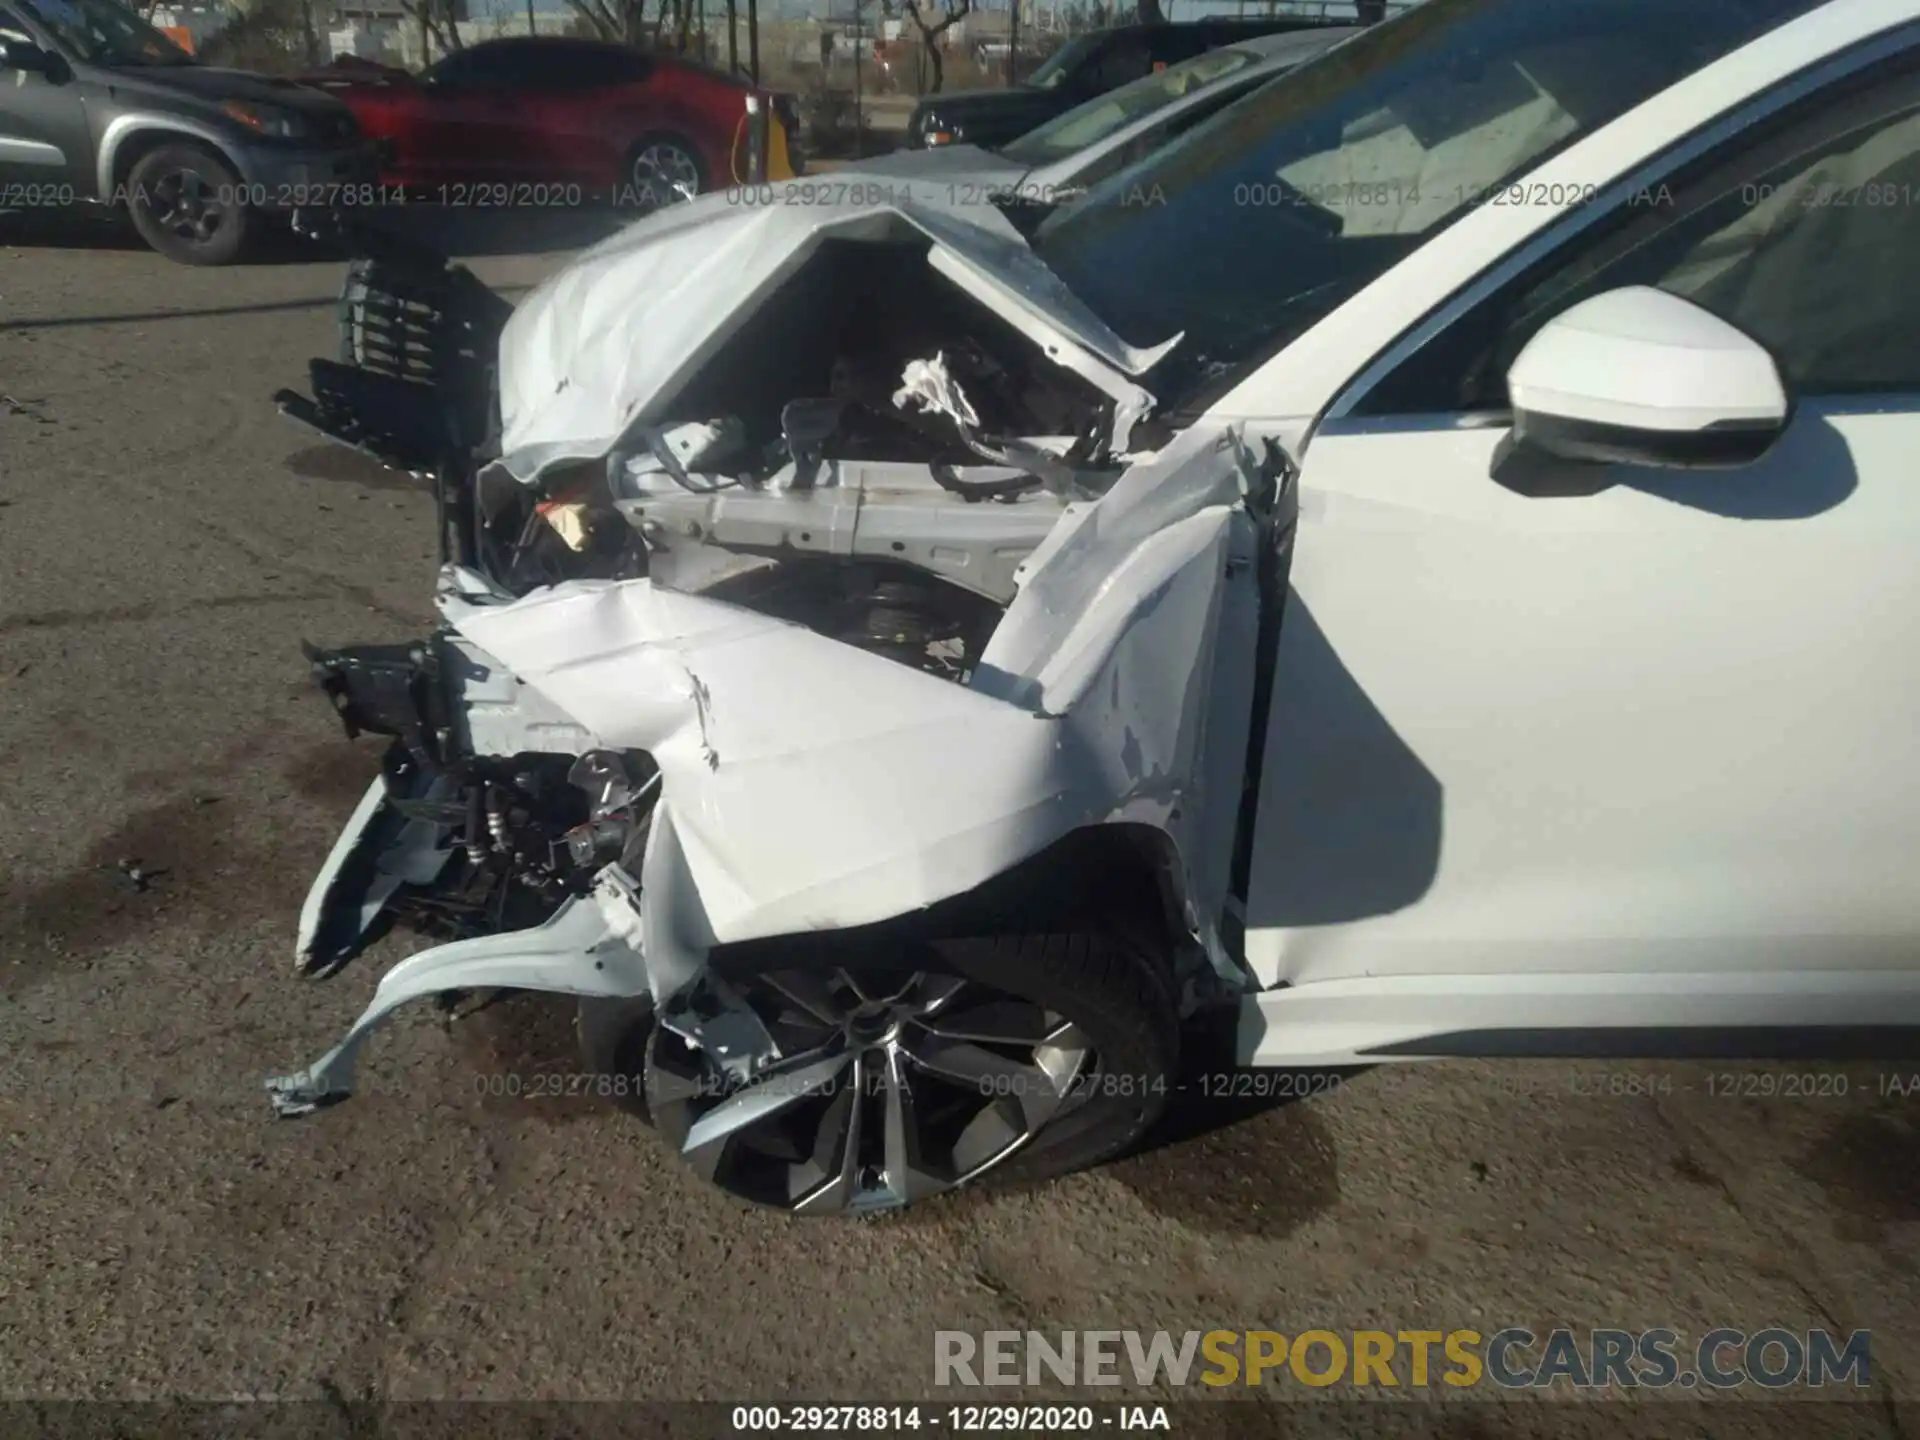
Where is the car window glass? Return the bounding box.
[426,45,507,85]
[1090,36,1153,90]
[1362,43,1920,411]
[1003,45,1255,165]
[1155,27,1214,64]
[16,0,187,66]
[428,42,559,86]
[1273,32,1681,239]
[1086,79,1264,184]
[515,43,640,88]
[1027,33,1099,90]
[1032,0,1824,411]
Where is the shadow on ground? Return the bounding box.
[1099,1002,1361,1238]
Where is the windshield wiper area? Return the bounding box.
[991,188,1077,240]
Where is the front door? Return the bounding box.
[1244,40,1920,1003]
[0,7,92,199]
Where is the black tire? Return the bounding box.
[951,930,1180,1192]
[594,927,1178,1211]
[576,992,657,1124]
[124,142,252,266]
[620,132,707,212]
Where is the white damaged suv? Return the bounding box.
[269,0,1920,1213]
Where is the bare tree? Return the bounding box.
[197,0,316,73]
[398,0,463,56]
[300,0,320,65]
[881,0,969,94]
[563,0,651,44]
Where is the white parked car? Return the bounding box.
[271,0,1920,1214]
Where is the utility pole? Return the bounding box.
[526,0,536,34]
[852,1,864,157]
[1006,0,1016,84]
[746,0,759,82]
[726,0,737,71]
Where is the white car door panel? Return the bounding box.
[1245,401,1920,990]
[1241,33,1920,997]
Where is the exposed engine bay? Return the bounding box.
[460,234,1135,629]
[267,201,1285,1148]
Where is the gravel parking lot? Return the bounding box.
[1,212,1917,1432]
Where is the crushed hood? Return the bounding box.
[496,183,1182,484]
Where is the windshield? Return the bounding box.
[17,0,190,64]
[1032,0,1824,408]
[1025,33,1100,90]
[1003,45,1260,165]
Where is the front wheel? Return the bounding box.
[124,142,252,266]
[605,930,1177,1214]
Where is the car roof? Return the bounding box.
[1100,15,1356,33]
[1233,25,1364,60]
[463,35,631,53]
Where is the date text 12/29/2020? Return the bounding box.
[114,182,608,210]
[730,1405,1170,1432]
[1232,179,1602,211]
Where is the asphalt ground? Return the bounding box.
[1,206,1916,1433]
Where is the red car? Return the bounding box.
[302,37,799,207]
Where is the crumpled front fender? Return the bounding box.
[268,426,1268,1113]
[267,870,652,1115]
[440,427,1260,979]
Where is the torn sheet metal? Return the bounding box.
[973,426,1262,708]
[269,424,1260,1106]
[270,873,652,1114]
[435,422,1257,1000]
[495,187,1179,486]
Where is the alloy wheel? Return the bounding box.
[146,166,232,249]
[629,141,702,210]
[648,967,1095,1213]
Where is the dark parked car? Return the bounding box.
[0,0,376,264]
[905,15,1369,151]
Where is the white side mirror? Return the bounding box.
[1504,285,1790,472]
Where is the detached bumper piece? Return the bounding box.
[276,360,450,476]
[274,207,512,542]
[306,638,454,770]
[273,212,506,453]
